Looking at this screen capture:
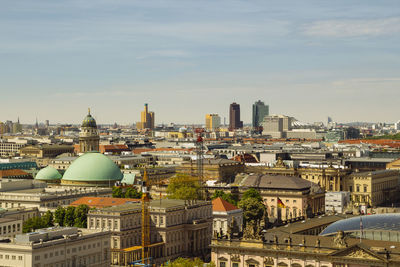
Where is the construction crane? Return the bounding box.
[141,169,151,266]
[194,128,205,199]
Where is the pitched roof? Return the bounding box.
[70,196,140,208]
[212,197,240,212]
[239,174,313,190]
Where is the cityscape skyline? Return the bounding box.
[1,1,399,124]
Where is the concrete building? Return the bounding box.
[79,109,100,153]
[325,191,350,214]
[137,103,155,130]
[252,100,269,129]
[205,114,221,131]
[262,115,292,138]
[346,169,399,208]
[0,217,22,238]
[229,103,243,130]
[212,197,243,236]
[87,199,212,266]
[0,227,110,267]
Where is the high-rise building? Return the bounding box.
[229,102,243,130]
[252,100,269,129]
[79,109,100,153]
[136,103,155,130]
[205,114,221,130]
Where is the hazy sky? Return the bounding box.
[1,1,399,125]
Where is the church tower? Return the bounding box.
[79,109,100,153]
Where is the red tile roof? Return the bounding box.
[212,197,240,212]
[0,169,31,178]
[70,197,140,208]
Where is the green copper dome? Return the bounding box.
[62,152,123,184]
[35,166,62,181]
[82,109,97,128]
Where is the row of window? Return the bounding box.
[0,254,23,261]
[0,223,20,235]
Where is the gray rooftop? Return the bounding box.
[239,174,315,190]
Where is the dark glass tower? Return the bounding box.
[229,102,243,130]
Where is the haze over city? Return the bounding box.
[1,0,399,124]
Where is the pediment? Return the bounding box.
[245,258,260,265]
[218,257,228,262]
[330,244,386,261]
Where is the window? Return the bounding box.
[349,186,353,192]
[220,262,226,267]
[356,185,360,192]
[364,185,367,192]
[232,263,239,267]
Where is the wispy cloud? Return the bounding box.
[303,17,400,38]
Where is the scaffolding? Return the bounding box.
[141,169,151,266]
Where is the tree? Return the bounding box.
[238,188,265,224]
[112,186,123,198]
[242,188,262,202]
[211,190,238,205]
[162,257,215,267]
[73,204,89,228]
[238,197,265,224]
[54,206,66,226]
[125,187,142,199]
[64,206,76,227]
[42,210,54,227]
[167,174,201,200]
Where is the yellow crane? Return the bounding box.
[141,169,151,265]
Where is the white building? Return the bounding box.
[0,227,110,267]
[212,197,243,236]
[325,191,350,214]
[0,218,22,238]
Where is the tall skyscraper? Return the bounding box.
[252,100,269,128]
[137,103,155,130]
[205,114,221,130]
[229,102,243,130]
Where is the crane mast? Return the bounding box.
[141,169,151,265]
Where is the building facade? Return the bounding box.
[87,199,212,266]
[229,103,243,130]
[212,197,243,236]
[346,170,399,208]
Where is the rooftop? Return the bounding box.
[212,197,240,212]
[70,196,140,208]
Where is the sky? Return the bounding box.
[0,0,399,125]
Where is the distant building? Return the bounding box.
[229,103,243,130]
[205,114,221,131]
[0,227,110,267]
[79,109,100,153]
[136,103,155,130]
[262,115,292,138]
[252,100,269,129]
